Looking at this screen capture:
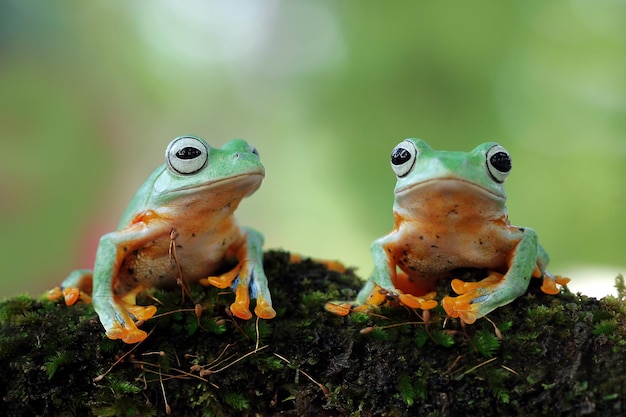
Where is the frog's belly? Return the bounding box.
[392,228,514,280]
[114,234,241,295]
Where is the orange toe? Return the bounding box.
[121,329,148,344]
[397,291,439,310]
[203,265,241,289]
[47,287,62,301]
[229,284,252,319]
[441,295,478,324]
[540,273,569,295]
[127,304,157,321]
[398,293,422,309]
[254,300,277,319]
[556,275,570,286]
[324,302,352,316]
[364,286,388,306]
[206,276,232,289]
[230,303,253,320]
[63,288,81,306]
[451,273,502,296]
[104,320,149,344]
[420,299,439,310]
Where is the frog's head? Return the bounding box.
[152,136,264,201]
[390,138,512,202]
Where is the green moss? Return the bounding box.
[615,274,625,300]
[1,252,625,416]
[222,392,249,411]
[472,329,501,358]
[45,350,74,379]
[593,319,619,336]
[397,371,417,406]
[428,329,453,347]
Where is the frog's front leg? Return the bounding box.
[442,227,540,324]
[362,236,438,310]
[325,235,437,316]
[536,244,571,294]
[203,228,276,320]
[92,229,157,344]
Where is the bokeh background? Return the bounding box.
[1,1,624,299]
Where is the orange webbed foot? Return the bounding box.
[398,291,438,310]
[201,264,241,289]
[441,294,480,324]
[48,270,93,306]
[325,285,439,317]
[202,264,255,319]
[324,302,353,316]
[202,259,276,321]
[106,325,149,344]
[126,304,157,321]
[450,273,503,295]
[229,283,253,320]
[47,286,65,302]
[254,297,277,319]
[443,272,505,324]
[96,294,155,344]
[540,273,570,295]
[47,286,92,306]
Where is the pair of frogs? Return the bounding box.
[49,136,568,343]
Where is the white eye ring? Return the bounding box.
[165,136,208,175]
[390,140,418,177]
[248,144,259,157]
[486,144,512,183]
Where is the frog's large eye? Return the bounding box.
[486,144,512,183]
[390,140,418,177]
[248,144,259,157]
[165,136,209,175]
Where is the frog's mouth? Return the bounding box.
[167,171,264,194]
[396,177,505,201]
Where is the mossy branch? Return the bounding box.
[1,252,625,416]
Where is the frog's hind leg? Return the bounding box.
[47,269,93,305]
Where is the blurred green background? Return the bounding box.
[1,1,624,299]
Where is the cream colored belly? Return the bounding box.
[114,231,242,295]
[392,225,515,279]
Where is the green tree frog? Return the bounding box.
[49,136,275,343]
[327,138,569,324]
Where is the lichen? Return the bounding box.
[1,251,624,416]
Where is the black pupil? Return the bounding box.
[391,147,411,165]
[490,152,511,173]
[176,147,202,160]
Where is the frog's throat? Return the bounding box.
[395,177,505,200]
[165,171,264,194]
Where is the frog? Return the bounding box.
[326,138,569,324]
[48,135,276,343]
